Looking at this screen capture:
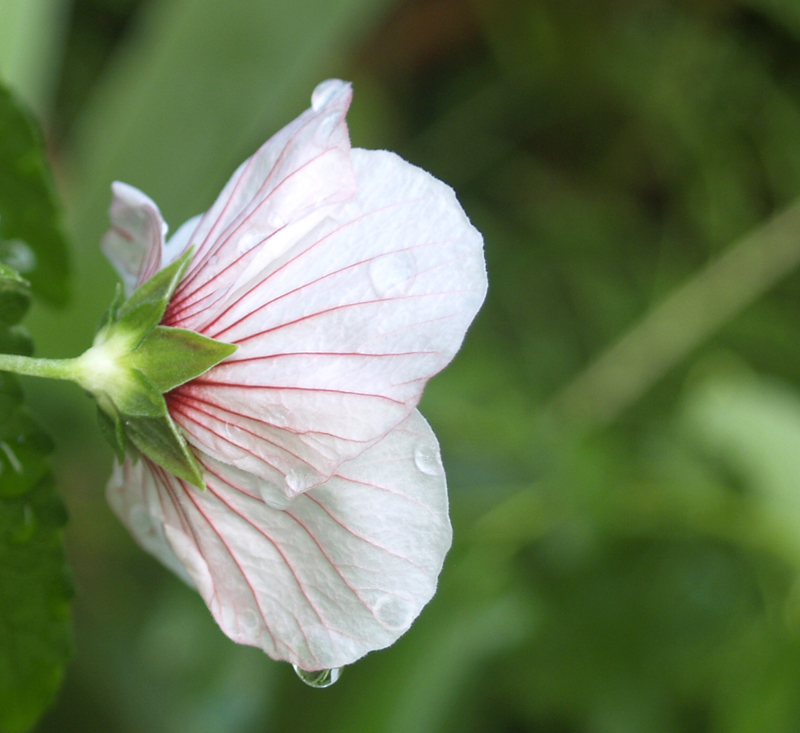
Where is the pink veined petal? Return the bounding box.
[106,458,195,588]
[163,213,203,268]
[164,79,357,321]
[105,410,451,670]
[165,147,487,502]
[101,182,168,296]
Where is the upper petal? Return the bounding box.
[163,79,356,324]
[166,147,487,501]
[101,182,168,296]
[106,410,451,670]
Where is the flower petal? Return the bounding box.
[164,79,356,323]
[105,410,451,670]
[165,147,486,501]
[106,458,194,587]
[101,182,168,296]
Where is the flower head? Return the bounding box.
[100,80,486,671]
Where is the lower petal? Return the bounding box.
[106,410,451,670]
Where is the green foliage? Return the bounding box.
[0,86,69,305]
[0,268,70,733]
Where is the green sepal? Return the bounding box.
[82,247,229,487]
[96,282,124,335]
[96,407,127,464]
[114,248,193,337]
[123,413,205,489]
[116,300,171,348]
[131,326,237,392]
[110,368,167,418]
[0,264,30,328]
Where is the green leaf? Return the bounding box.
[131,326,237,393]
[0,470,71,733]
[0,391,69,733]
[0,266,30,329]
[0,374,22,427]
[0,257,71,732]
[0,327,32,358]
[0,84,69,305]
[0,412,53,500]
[124,413,205,489]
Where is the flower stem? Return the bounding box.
[0,354,82,383]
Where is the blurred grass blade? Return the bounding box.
[0,0,71,117]
[683,374,800,565]
[548,199,800,430]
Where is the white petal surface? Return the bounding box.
[106,458,194,587]
[164,79,356,323]
[165,147,486,500]
[101,182,168,295]
[106,410,451,670]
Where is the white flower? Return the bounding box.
[101,79,486,671]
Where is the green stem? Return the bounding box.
[548,198,800,430]
[0,353,82,383]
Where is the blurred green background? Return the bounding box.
[8,0,800,730]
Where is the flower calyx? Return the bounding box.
[77,249,236,488]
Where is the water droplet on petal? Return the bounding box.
[368,252,416,298]
[240,608,260,632]
[268,405,290,427]
[236,231,262,254]
[311,79,344,111]
[286,465,320,494]
[267,209,288,231]
[414,440,443,476]
[373,594,413,631]
[130,507,157,540]
[258,481,292,510]
[313,110,341,146]
[293,665,343,688]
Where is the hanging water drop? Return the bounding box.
[293,665,343,688]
